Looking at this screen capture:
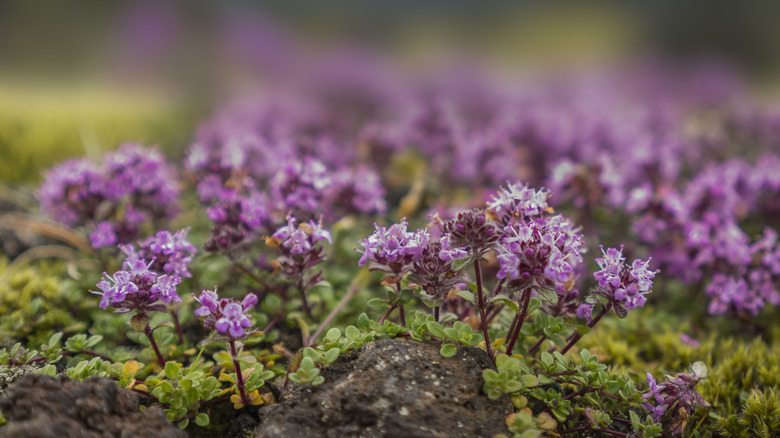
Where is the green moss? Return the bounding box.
[0,260,90,346]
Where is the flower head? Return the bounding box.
[642,364,710,434]
[121,228,197,278]
[441,208,499,255]
[94,254,181,312]
[496,215,584,295]
[488,182,551,224]
[591,245,658,316]
[356,218,429,272]
[193,288,258,339]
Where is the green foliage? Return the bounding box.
[145,360,224,428]
[483,354,539,400]
[0,261,88,347]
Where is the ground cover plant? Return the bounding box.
[2,38,780,437]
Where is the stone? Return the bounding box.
[0,374,185,438]
[256,338,512,438]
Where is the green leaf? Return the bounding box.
[357,313,372,332]
[575,325,591,336]
[396,288,413,305]
[451,256,473,272]
[164,362,179,379]
[440,344,458,358]
[454,290,476,306]
[178,419,189,429]
[534,287,558,306]
[526,297,542,314]
[489,295,519,314]
[540,352,553,368]
[323,348,340,364]
[367,298,391,310]
[195,413,209,427]
[425,321,446,339]
[325,328,341,342]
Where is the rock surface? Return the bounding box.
[256,339,512,438]
[0,374,185,438]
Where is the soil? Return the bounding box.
[256,338,513,438]
[0,374,185,438]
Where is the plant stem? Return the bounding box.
[169,307,184,344]
[434,306,440,322]
[505,287,532,355]
[144,324,165,367]
[527,335,547,355]
[559,306,608,355]
[379,304,396,324]
[474,259,493,359]
[298,277,313,320]
[399,305,406,327]
[229,340,250,405]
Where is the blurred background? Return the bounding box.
[2,0,780,184]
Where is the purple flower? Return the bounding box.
[94,254,181,312]
[495,215,584,295]
[488,182,551,223]
[39,143,181,249]
[90,222,118,249]
[591,245,657,315]
[356,218,429,271]
[193,288,258,339]
[438,235,470,261]
[272,216,332,255]
[121,228,197,278]
[576,304,594,324]
[440,208,500,255]
[643,365,709,434]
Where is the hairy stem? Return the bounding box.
[229,340,250,405]
[474,259,493,359]
[298,277,313,320]
[144,324,165,367]
[379,304,397,324]
[506,287,532,355]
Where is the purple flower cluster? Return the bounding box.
[495,214,584,295]
[94,254,181,313]
[643,365,709,434]
[356,219,429,272]
[120,228,197,278]
[580,246,657,319]
[39,143,180,249]
[193,288,258,339]
[271,216,332,256]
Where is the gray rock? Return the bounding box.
[0,374,185,438]
[257,338,512,438]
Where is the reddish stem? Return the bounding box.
[229,340,250,405]
[378,304,397,324]
[474,259,493,359]
[144,324,165,367]
[527,336,547,355]
[505,288,532,355]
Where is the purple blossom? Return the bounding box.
[438,235,470,261]
[642,365,709,434]
[94,254,181,312]
[591,245,657,315]
[90,222,118,248]
[193,288,258,339]
[121,228,197,278]
[488,182,551,223]
[272,216,332,255]
[496,215,584,295]
[39,143,180,249]
[356,219,429,271]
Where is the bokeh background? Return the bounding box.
[2,0,780,184]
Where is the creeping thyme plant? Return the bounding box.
[5,44,780,437]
